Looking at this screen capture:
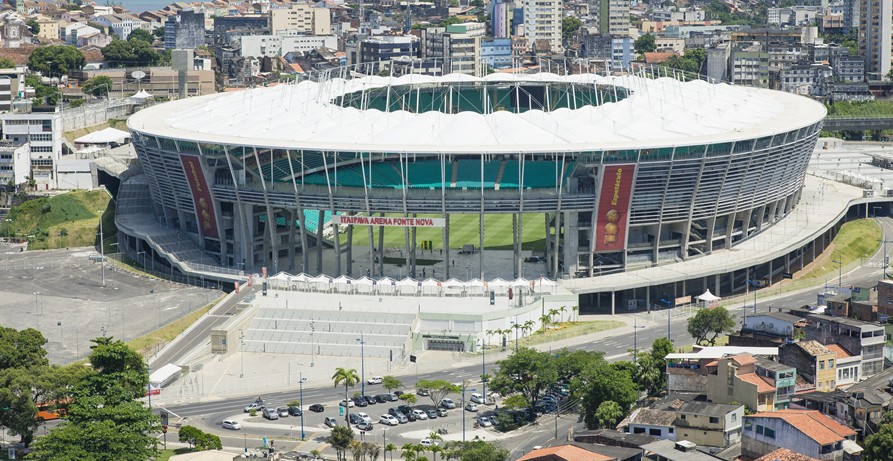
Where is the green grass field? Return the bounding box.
[0,190,114,250]
[347,213,547,251]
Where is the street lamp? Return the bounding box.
[356,335,366,397]
[478,338,486,403]
[310,319,315,368]
[33,291,40,331]
[299,373,306,441]
[461,383,477,442]
[97,210,105,288]
[239,329,245,378]
[832,259,843,289]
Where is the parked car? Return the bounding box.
[379,414,399,426]
[277,407,289,417]
[356,421,374,431]
[524,255,546,263]
[325,417,339,428]
[262,407,279,420]
[420,438,439,447]
[470,393,484,404]
[352,396,368,407]
[411,409,429,420]
[478,416,493,427]
[417,388,430,396]
[465,403,478,412]
[386,393,399,401]
[425,409,438,419]
[392,412,408,424]
[397,405,414,415]
[363,395,377,405]
[222,420,241,430]
[436,408,448,417]
[288,406,302,416]
[367,376,383,384]
[356,412,372,423]
[243,402,264,413]
[393,390,404,397]
[349,413,363,425]
[340,399,355,408]
[309,404,325,413]
[375,394,390,403]
[440,398,456,409]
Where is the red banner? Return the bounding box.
[180,154,219,239]
[595,164,635,252]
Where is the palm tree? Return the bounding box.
[548,308,560,324]
[402,443,418,461]
[539,314,551,332]
[430,445,444,461]
[559,305,567,323]
[333,367,360,424]
[385,442,397,461]
[367,443,381,461]
[572,305,579,321]
[522,320,535,337]
[310,449,322,460]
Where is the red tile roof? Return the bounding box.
[643,51,677,64]
[754,447,820,461]
[738,373,775,393]
[731,354,757,366]
[749,410,856,445]
[0,45,37,66]
[517,445,615,461]
[825,344,852,359]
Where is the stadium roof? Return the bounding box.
[128,73,827,154]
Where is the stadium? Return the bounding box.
[122,70,826,286]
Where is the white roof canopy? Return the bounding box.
[697,290,721,302]
[74,127,131,145]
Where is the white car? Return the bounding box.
[478,416,493,427]
[440,398,456,409]
[411,409,429,420]
[420,438,439,447]
[339,399,355,408]
[379,414,399,426]
[222,420,241,430]
[367,376,383,384]
[470,393,484,404]
[465,403,478,412]
[357,412,372,423]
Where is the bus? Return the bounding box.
[36,399,71,422]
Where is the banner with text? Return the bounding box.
[332,216,446,228]
[595,164,636,252]
[180,154,219,239]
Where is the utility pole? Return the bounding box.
[299,372,305,441]
[98,211,105,288]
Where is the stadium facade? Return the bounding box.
[124,71,826,280]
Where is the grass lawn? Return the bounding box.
[515,320,625,347]
[156,448,192,461]
[0,190,114,250]
[792,219,881,283]
[348,213,546,251]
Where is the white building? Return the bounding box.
[270,2,331,35]
[0,108,62,190]
[523,0,562,53]
[0,143,30,186]
[93,14,146,40]
[63,23,101,45]
[240,34,337,57]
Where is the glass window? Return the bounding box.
[733,139,755,153]
[706,142,732,156]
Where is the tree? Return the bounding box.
[864,412,893,461]
[500,394,528,409]
[178,425,221,451]
[27,338,159,461]
[489,348,558,421]
[0,327,48,370]
[447,440,510,461]
[687,307,736,346]
[382,375,402,393]
[0,58,15,68]
[101,39,161,68]
[594,401,623,429]
[577,362,638,429]
[416,379,460,408]
[555,349,605,384]
[634,33,656,54]
[650,337,674,388]
[398,393,418,404]
[26,18,40,35]
[330,425,354,461]
[27,45,86,75]
[82,76,113,97]
[332,367,359,424]
[561,16,582,44]
[632,354,663,395]
[385,442,397,461]
[126,28,154,44]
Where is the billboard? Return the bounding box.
[180,154,219,239]
[595,164,635,252]
[332,215,446,228]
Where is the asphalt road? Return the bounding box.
[160,218,893,458]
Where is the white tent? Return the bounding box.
[378,277,397,294]
[442,278,464,293]
[420,278,441,296]
[309,274,331,291]
[129,89,154,102]
[697,290,720,302]
[354,276,375,294]
[396,277,419,295]
[74,127,131,147]
[489,277,510,295]
[465,279,485,295]
[332,275,353,293]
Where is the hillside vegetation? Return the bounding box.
[0,190,113,250]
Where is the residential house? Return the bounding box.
[622,408,676,440]
[742,410,858,461]
[665,346,778,393]
[805,314,885,378]
[673,402,744,448]
[0,143,31,187]
[779,340,837,392]
[779,63,832,97]
[32,14,58,40]
[640,440,723,461]
[0,65,26,112]
[93,14,146,39]
[706,354,796,412]
[517,445,616,461]
[826,344,860,389]
[731,312,807,347]
[755,447,821,461]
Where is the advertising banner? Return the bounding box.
[180,154,219,239]
[595,164,636,252]
[332,215,446,228]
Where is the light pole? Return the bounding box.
[147,365,152,409]
[239,329,245,378]
[461,383,477,442]
[356,335,366,397]
[98,210,105,288]
[310,319,315,367]
[57,321,62,347]
[479,338,486,403]
[299,372,306,441]
[633,317,647,364]
[33,291,40,331]
[833,259,842,289]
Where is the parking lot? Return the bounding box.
[0,246,218,363]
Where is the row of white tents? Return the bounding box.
[262,272,560,296]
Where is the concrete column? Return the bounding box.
[443,213,450,279]
[611,290,615,316]
[346,219,353,276]
[289,209,297,271]
[316,210,324,274]
[715,274,721,297]
[512,214,519,279]
[411,213,417,278]
[378,213,385,277]
[479,212,485,280]
[517,212,523,278]
[553,212,561,279]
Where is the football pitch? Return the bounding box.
[347,213,546,251]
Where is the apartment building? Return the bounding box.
[270,2,331,35]
[164,9,205,50]
[0,66,25,113]
[858,0,892,78]
[742,410,857,461]
[805,314,885,378]
[93,14,146,39]
[523,0,562,53]
[674,402,744,448]
[707,354,796,412]
[779,340,837,393]
[0,107,62,189]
